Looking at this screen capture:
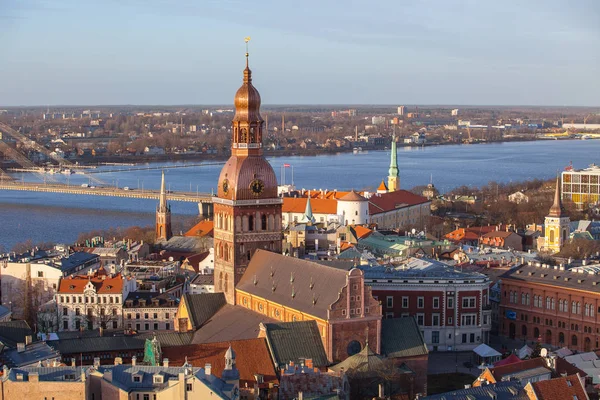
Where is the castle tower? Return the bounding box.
[155,170,172,242]
[213,41,283,304]
[387,134,399,191]
[544,175,570,253]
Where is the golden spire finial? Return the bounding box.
[244,36,251,68]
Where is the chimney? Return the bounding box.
[379,383,384,398]
[71,358,76,367]
[131,356,137,366]
[205,363,212,376]
[114,357,122,366]
[305,359,313,369]
[298,392,303,400]
[29,372,39,383]
[17,343,25,353]
[163,358,169,368]
[25,335,32,345]
[94,357,101,367]
[99,327,104,337]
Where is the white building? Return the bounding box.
[56,270,136,331]
[337,190,369,225]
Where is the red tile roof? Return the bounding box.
[352,225,373,239]
[282,198,338,215]
[162,338,279,388]
[58,272,124,294]
[184,220,214,237]
[368,190,429,215]
[529,374,587,400]
[488,357,586,382]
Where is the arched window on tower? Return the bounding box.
[261,214,267,231]
[549,230,555,243]
[248,215,254,232]
[224,273,228,293]
[219,272,223,291]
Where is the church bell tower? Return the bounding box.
[213,40,283,304]
[156,170,172,242]
[544,174,570,253]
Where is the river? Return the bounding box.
[0,140,598,250]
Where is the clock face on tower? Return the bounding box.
[250,179,264,196]
[222,179,229,195]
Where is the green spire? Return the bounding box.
[301,195,316,225]
[388,133,398,178]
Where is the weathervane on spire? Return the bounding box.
[244,36,251,66]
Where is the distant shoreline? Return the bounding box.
[64,136,563,166]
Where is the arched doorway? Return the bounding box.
[545,330,552,345]
[509,323,516,339]
[534,327,540,340]
[585,337,591,352]
[559,332,565,344]
[521,325,527,338]
[572,335,578,347]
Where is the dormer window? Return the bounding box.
[15,373,24,381]
[153,374,164,384]
[69,285,75,290]
[132,373,142,383]
[139,300,146,307]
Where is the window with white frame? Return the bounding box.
[433,297,440,309]
[461,314,477,326]
[416,313,424,326]
[462,297,476,308]
[402,296,409,308]
[417,297,424,308]
[386,296,393,308]
[447,297,454,308]
[432,313,440,326]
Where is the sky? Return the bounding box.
[1,0,599,106]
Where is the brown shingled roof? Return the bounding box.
[237,250,349,320]
[162,338,278,388]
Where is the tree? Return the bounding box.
[531,340,543,359]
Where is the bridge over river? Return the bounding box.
[0,182,214,216]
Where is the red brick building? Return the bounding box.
[500,263,600,351]
[363,257,492,351]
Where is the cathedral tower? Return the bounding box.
[387,133,399,191]
[155,170,172,242]
[544,174,570,253]
[213,43,283,304]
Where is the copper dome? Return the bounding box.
[217,155,278,200]
[233,65,263,123]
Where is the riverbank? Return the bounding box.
[45,135,554,167]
